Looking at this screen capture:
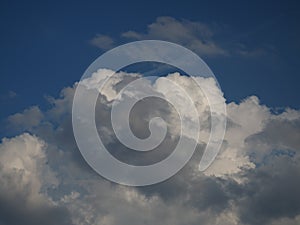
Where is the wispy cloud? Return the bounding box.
[89,34,115,50]
[89,16,275,59]
[0,91,17,101]
[90,17,227,57]
[121,17,228,57]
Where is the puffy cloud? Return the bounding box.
[204,96,269,179]
[0,133,72,225]
[7,106,44,131]
[0,133,46,203]
[2,70,300,225]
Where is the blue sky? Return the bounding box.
[1,0,300,121]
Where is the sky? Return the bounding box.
[0,0,300,225]
[0,0,300,119]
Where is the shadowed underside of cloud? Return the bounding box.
[1,70,300,225]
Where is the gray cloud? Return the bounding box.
[89,34,115,50]
[0,134,73,225]
[1,71,300,225]
[90,16,275,59]
[121,17,227,57]
[7,106,43,131]
[90,17,227,57]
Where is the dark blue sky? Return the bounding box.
[1,0,299,120]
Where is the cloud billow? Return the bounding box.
[1,70,300,225]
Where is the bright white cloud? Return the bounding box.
[2,70,300,225]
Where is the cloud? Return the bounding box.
[89,17,227,57]
[89,17,276,59]
[121,17,227,57]
[0,133,72,225]
[2,70,300,225]
[234,43,273,58]
[0,91,17,101]
[89,34,115,50]
[7,106,44,131]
